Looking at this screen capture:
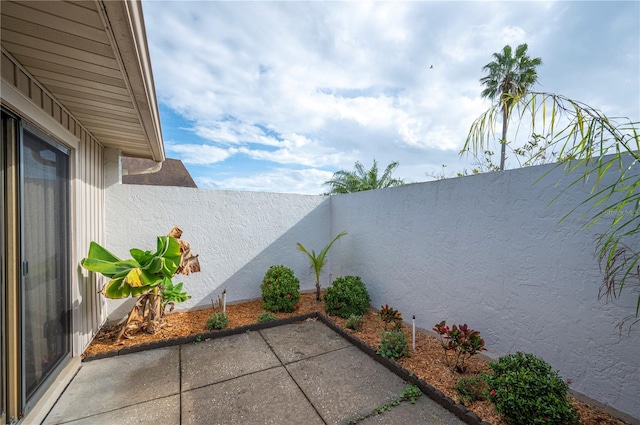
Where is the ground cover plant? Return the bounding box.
[205,311,229,330]
[84,293,631,425]
[257,311,278,323]
[378,329,409,360]
[345,314,364,331]
[455,376,486,403]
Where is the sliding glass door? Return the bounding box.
[1,110,8,425]
[20,124,71,405]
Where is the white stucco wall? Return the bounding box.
[329,162,640,420]
[103,161,639,420]
[105,185,330,316]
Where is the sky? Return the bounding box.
[141,1,640,194]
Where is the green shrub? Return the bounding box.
[377,330,409,360]
[324,275,371,318]
[345,314,364,331]
[483,352,578,425]
[455,376,486,403]
[260,265,300,313]
[206,312,229,330]
[257,311,278,323]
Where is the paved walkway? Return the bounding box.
[42,320,465,425]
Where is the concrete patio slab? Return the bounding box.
[181,331,280,390]
[181,366,324,425]
[260,319,351,364]
[285,345,407,424]
[54,395,180,425]
[43,346,179,424]
[357,395,465,425]
[43,319,469,425]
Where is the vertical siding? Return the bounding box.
[75,133,106,354]
[2,50,107,354]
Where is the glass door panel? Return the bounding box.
[20,127,70,402]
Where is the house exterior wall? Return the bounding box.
[104,184,330,316]
[1,50,107,356]
[329,162,640,421]
[2,50,107,424]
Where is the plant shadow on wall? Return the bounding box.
[462,91,640,331]
[81,226,200,340]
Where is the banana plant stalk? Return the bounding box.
[297,231,347,301]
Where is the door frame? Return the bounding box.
[1,107,74,423]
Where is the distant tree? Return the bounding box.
[324,159,405,194]
[473,43,543,170]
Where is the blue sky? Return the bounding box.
[141,1,640,194]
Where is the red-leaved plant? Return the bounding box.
[379,304,403,330]
[433,321,486,373]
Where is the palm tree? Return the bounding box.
[297,231,347,301]
[324,159,405,194]
[479,43,542,170]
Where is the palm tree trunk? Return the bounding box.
[500,103,509,170]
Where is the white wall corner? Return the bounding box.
[104,148,122,188]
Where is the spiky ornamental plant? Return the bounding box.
[297,231,347,301]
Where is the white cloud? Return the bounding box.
[143,0,639,193]
[196,168,334,195]
[166,143,237,165]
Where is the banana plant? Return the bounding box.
[297,231,347,301]
[81,235,182,298]
[81,228,199,339]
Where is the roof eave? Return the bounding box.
[97,0,164,162]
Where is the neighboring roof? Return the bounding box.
[0,0,164,161]
[122,157,197,188]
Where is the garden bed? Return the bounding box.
[84,292,630,425]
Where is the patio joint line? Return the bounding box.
[181,364,284,393]
[257,329,328,425]
[279,344,353,367]
[179,345,183,424]
[52,393,180,425]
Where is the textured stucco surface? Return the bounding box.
[104,162,640,420]
[105,185,329,314]
[329,162,640,421]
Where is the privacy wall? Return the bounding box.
[105,185,329,317]
[329,162,640,421]
[105,162,639,421]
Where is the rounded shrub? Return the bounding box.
[260,265,300,313]
[323,275,371,318]
[377,330,409,360]
[483,352,578,425]
[206,312,229,330]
